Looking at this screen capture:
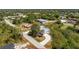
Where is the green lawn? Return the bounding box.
[61,23,74,30]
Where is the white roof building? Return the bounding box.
[61,19,67,23]
[37,19,48,24]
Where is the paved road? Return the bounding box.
[22,31,46,49]
[40,34,51,45]
[4,19,16,28]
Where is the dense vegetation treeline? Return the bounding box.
[0,22,21,47]
[45,22,79,49]
[0,9,79,12]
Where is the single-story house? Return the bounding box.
[67,18,78,24]
[37,19,48,24]
[61,19,67,23]
[20,23,32,31]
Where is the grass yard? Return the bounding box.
[61,23,74,30]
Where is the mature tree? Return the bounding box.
[0,23,21,47]
[28,21,40,37]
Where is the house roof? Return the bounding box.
[37,19,48,22]
[21,23,32,27]
[0,44,15,49]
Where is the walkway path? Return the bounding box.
[4,19,16,28]
[40,34,51,45]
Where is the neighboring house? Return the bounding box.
[37,19,57,24]
[7,16,16,19]
[20,23,32,31]
[60,16,68,23]
[61,19,67,23]
[0,44,15,49]
[16,13,26,18]
[33,13,40,15]
[37,19,48,24]
[67,18,78,24]
[61,18,78,24]
[60,16,66,19]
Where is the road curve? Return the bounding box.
[40,34,51,45]
[4,19,16,28]
[22,31,46,49]
[40,26,51,46]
